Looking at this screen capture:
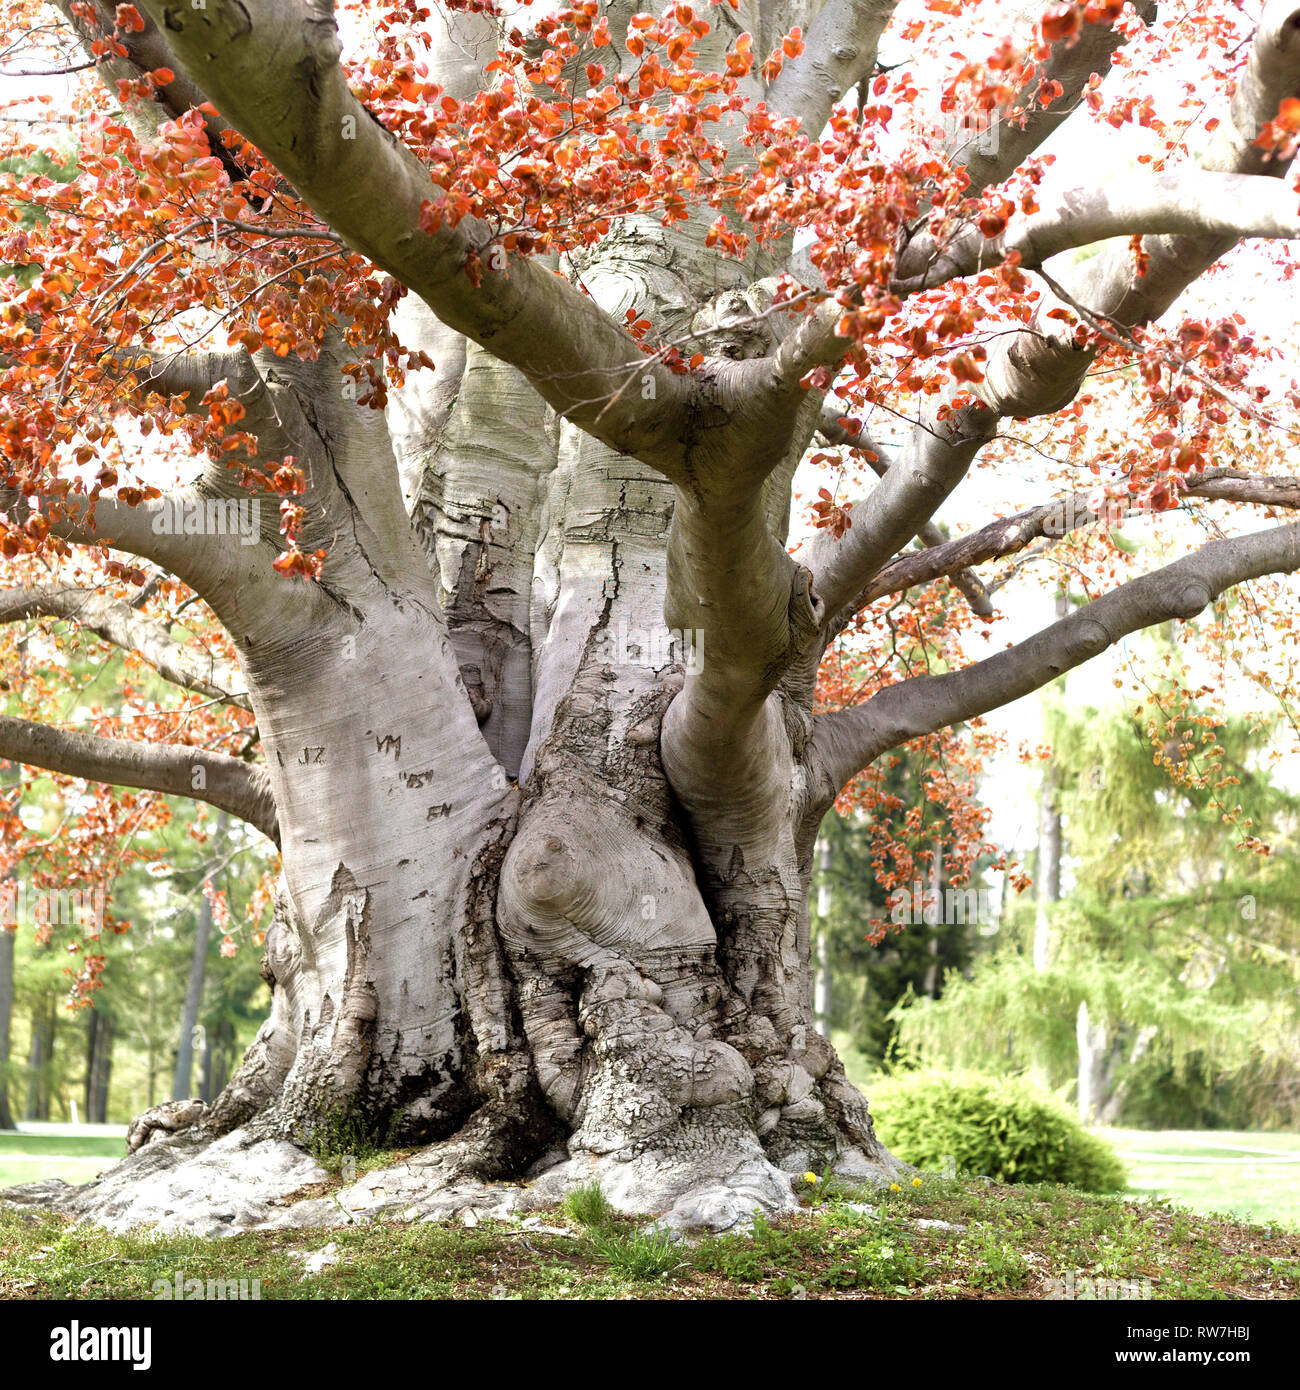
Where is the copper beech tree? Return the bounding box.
[2,0,1300,1231]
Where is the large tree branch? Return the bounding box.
[3,483,238,583]
[804,0,1300,623]
[894,170,1300,293]
[808,521,1300,795]
[134,0,696,473]
[9,338,411,648]
[659,384,827,855]
[0,586,250,709]
[5,350,286,592]
[837,468,1300,623]
[0,714,278,842]
[951,2,1157,197]
[815,403,992,617]
[765,0,898,133]
[51,0,248,183]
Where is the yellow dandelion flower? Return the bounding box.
[912,1177,923,1187]
[889,1182,902,1192]
[803,1171,819,1184]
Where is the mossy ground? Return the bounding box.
[2,1174,1296,1301]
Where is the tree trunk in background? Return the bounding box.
[1033,589,1069,972]
[212,1018,234,1102]
[1097,1024,1158,1126]
[84,1009,113,1124]
[145,974,157,1108]
[199,1019,235,1103]
[172,814,227,1102]
[0,670,21,1130]
[1076,1000,1110,1126]
[200,1027,213,1104]
[1026,595,1121,1127]
[923,844,943,999]
[813,837,833,1033]
[813,931,833,1037]
[24,992,55,1121]
[0,927,14,1130]
[171,889,213,1102]
[1033,767,1062,972]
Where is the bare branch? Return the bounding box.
[815,403,992,617]
[808,521,1300,795]
[0,713,278,842]
[837,469,1300,624]
[894,170,1300,293]
[0,585,250,708]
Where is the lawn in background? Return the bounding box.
[1101,1128,1300,1229]
[831,1036,1299,1229]
[0,1126,125,1190]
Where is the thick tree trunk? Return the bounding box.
[37,348,901,1228]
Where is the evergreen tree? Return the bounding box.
[896,650,1300,1128]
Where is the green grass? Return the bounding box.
[561,1182,617,1232]
[1,1174,1296,1300]
[5,1115,1297,1290]
[0,1131,125,1191]
[0,1133,125,1157]
[1101,1128,1300,1228]
[588,1226,684,1281]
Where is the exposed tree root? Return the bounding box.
[1,1102,900,1236]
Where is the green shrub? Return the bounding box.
[869,1071,1127,1192]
